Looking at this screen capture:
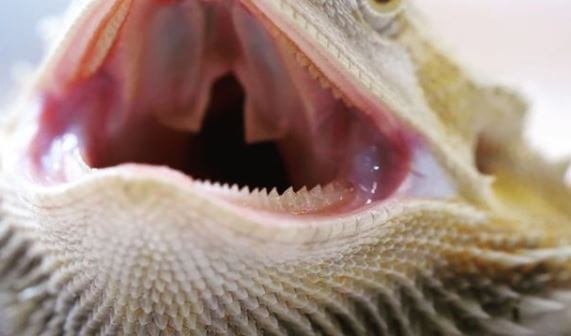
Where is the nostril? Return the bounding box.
[475,138,491,176]
[475,135,501,176]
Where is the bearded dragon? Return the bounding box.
[0,0,570,335]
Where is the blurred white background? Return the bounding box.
[0,0,69,92]
[417,0,571,162]
[0,1,569,162]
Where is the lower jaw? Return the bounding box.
[24,100,413,217]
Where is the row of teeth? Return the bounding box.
[194,180,353,215]
[270,26,354,108]
[192,34,357,215]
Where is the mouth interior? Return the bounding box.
[28,2,412,212]
[96,74,293,192]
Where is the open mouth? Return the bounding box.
[24,1,420,216]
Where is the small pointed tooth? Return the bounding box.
[295,52,310,67]
[249,188,262,205]
[307,65,321,80]
[311,187,330,207]
[294,187,313,213]
[254,189,266,205]
[308,186,326,206]
[257,188,270,201]
[269,188,280,198]
[268,188,284,211]
[281,187,296,209]
[282,187,295,197]
[260,188,275,209]
[309,185,323,194]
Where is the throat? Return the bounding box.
[189,75,291,192]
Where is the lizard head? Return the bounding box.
[1,0,570,334]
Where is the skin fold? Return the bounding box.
[0,0,570,335]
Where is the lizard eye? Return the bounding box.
[358,0,404,32]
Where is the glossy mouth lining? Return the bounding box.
[27,1,412,215]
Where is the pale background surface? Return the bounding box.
[416,0,571,162]
[0,1,569,162]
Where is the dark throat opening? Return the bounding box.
[182,75,291,192]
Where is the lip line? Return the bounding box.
[14,161,407,228]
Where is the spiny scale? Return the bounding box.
[0,184,570,335]
[2,1,571,335]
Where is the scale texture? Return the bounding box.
[0,0,570,335]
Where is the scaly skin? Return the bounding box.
[0,0,570,335]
